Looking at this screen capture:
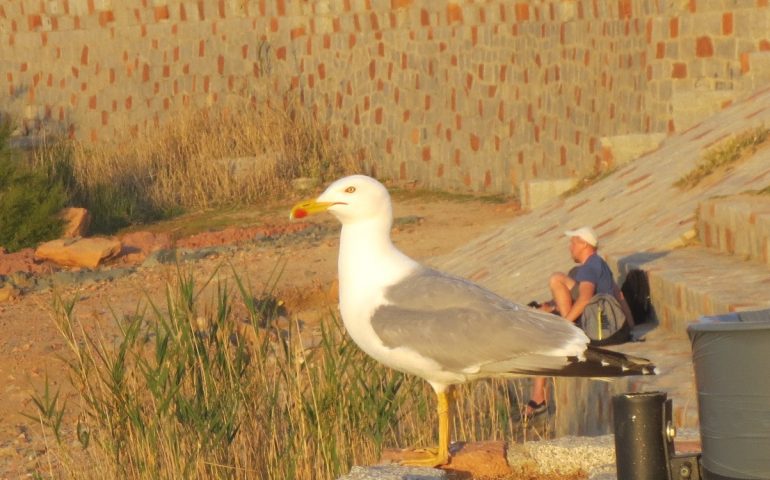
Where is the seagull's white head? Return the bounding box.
[289,175,392,225]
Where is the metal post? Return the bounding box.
[613,391,671,480]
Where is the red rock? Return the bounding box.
[59,207,91,238]
[380,441,512,479]
[35,237,121,269]
[0,248,50,275]
[445,441,512,479]
[118,231,173,263]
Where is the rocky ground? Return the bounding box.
[0,189,526,479]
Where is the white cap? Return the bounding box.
[565,226,598,247]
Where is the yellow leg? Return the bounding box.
[400,389,452,467]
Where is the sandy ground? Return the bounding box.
[0,191,523,478]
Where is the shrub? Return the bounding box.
[675,126,770,189]
[0,120,66,252]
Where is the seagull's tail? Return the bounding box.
[557,345,656,378]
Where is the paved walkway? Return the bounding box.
[430,84,770,434]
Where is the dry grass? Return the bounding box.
[33,95,362,232]
[30,265,530,479]
[675,126,770,189]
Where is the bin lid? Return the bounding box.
[688,319,770,334]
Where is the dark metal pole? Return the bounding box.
[613,391,671,480]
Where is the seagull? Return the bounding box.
[289,174,655,467]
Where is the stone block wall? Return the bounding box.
[2,0,770,194]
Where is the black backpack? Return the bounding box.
[621,269,652,325]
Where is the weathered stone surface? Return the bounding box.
[519,178,577,210]
[522,435,615,477]
[34,237,121,269]
[599,133,666,167]
[59,207,91,238]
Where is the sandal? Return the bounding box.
[522,400,547,421]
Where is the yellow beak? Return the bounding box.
[289,199,335,219]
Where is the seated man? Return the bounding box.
[524,226,633,420]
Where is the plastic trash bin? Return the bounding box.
[687,309,770,480]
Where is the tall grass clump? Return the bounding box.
[33,95,361,233]
[33,266,525,479]
[675,126,770,189]
[0,119,67,251]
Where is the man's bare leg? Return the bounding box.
[549,272,576,317]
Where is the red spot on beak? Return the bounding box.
[293,208,307,219]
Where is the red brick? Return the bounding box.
[669,17,678,38]
[759,0,769,6]
[722,12,733,35]
[447,3,462,23]
[155,5,169,21]
[99,10,114,26]
[421,146,430,161]
[27,14,42,30]
[80,45,88,65]
[290,26,305,39]
[470,134,481,151]
[88,95,97,109]
[217,55,224,74]
[696,36,713,57]
[391,0,413,8]
[656,41,665,58]
[740,52,750,73]
[760,39,770,51]
[618,0,632,19]
[420,8,429,26]
[515,3,529,21]
[672,62,687,78]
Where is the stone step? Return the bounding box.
[608,245,770,335]
[698,195,770,266]
[553,244,770,436]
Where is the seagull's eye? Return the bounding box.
[344,186,356,193]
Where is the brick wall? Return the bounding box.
[2,0,769,194]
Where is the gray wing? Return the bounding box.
[370,268,589,374]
